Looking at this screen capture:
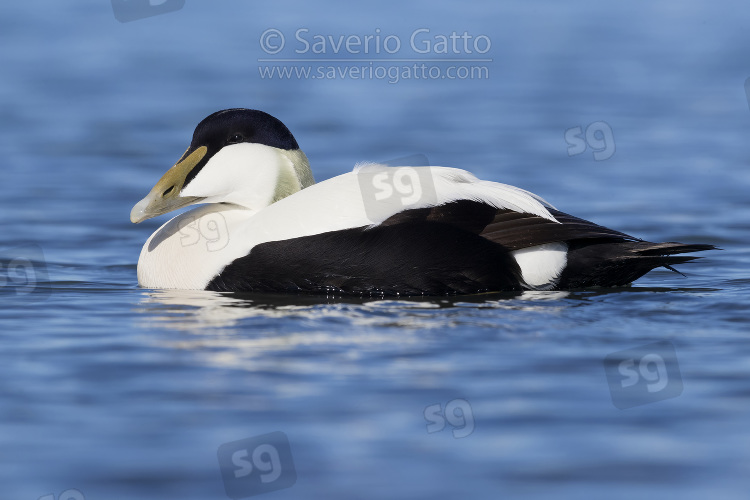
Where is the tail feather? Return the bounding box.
[558,240,717,289]
[629,242,717,256]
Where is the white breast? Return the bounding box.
[137,204,258,289]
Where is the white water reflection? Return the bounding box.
[134,288,572,334]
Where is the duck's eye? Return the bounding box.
[227,134,244,145]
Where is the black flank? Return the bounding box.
[206,200,716,295]
[207,221,523,295]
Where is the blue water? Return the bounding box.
[2,1,750,499]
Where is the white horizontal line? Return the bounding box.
[257,58,493,63]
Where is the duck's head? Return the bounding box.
[130,108,314,223]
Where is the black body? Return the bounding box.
[206,200,715,295]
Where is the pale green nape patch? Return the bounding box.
[273,149,316,202]
[284,149,315,188]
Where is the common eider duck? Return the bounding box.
[130,108,715,295]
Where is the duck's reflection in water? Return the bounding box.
[132,286,718,373]
[133,288,575,332]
